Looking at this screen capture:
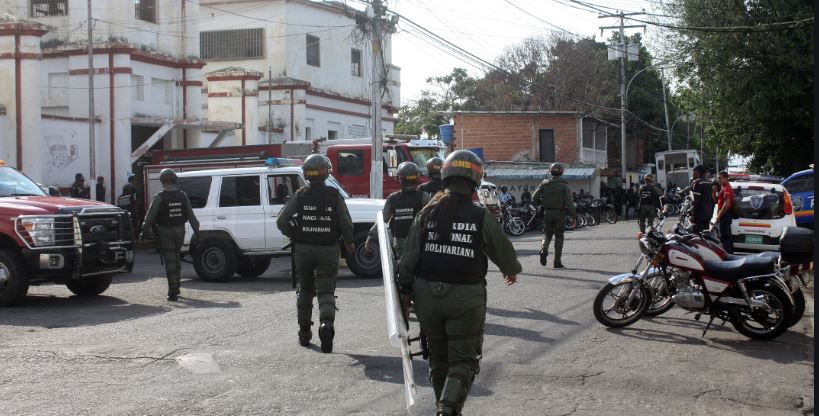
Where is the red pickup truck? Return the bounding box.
[0,164,135,306]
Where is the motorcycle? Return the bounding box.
[593,211,802,340]
[500,201,526,236]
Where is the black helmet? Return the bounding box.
[500,186,508,192]
[644,173,654,183]
[303,154,331,183]
[75,173,85,182]
[397,162,420,189]
[550,163,564,176]
[158,168,177,184]
[425,157,444,179]
[441,150,483,187]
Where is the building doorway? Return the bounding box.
[539,129,555,162]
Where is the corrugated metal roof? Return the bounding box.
[484,167,596,180]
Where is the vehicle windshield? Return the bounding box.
[409,148,443,175]
[733,186,785,220]
[0,167,47,197]
[326,175,350,199]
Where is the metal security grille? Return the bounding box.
[201,28,265,60]
[31,0,67,17]
[134,0,156,23]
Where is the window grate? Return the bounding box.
[306,34,320,67]
[31,0,67,17]
[351,48,361,76]
[134,0,156,23]
[201,28,265,60]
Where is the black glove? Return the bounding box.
[190,232,200,247]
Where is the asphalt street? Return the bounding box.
[0,220,813,416]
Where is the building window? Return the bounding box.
[306,34,320,67]
[31,0,67,17]
[201,28,264,60]
[134,0,156,23]
[305,127,312,141]
[351,48,361,76]
[132,75,144,101]
[327,130,338,140]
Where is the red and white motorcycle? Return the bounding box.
[593,216,811,340]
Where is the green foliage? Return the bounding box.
[662,0,814,175]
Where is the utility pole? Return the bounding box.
[357,0,396,199]
[268,66,272,144]
[600,12,644,189]
[661,69,672,151]
[87,0,96,195]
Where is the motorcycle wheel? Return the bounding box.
[643,272,675,317]
[586,213,597,226]
[605,209,618,224]
[576,214,586,228]
[505,217,526,236]
[593,282,651,328]
[730,282,793,340]
[788,288,805,328]
[563,215,576,231]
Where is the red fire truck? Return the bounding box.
[138,138,446,208]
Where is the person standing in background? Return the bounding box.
[70,173,90,199]
[713,171,735,253]
[95,176,106,202]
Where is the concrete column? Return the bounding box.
[0,18,49,181]
[206,68,262,146]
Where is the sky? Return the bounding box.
[386,0,659,104]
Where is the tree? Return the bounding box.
[661,0,814,175]
[394,68,480,137]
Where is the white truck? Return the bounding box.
[655,149,701,190]
[173,160,385,281]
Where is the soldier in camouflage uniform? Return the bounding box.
[139,169,200,301]
[365,161,430,260]
[277,154,354,353]
[399,150,521,416]
[532,163,576,268]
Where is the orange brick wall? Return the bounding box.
[453,113,579,163]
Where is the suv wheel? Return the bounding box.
[237,256,271,278]
[66,275,112,297]
[0,249,29,307]
[345,230,382,279]
[193,238,238,282]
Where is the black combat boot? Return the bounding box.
[553,261,565,269]
[298,324,312,347]
[319,321,334,353]
[539,249,548,266]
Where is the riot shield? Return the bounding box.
[377,211,417,409]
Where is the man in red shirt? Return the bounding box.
[714,171,735,253]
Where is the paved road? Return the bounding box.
[0,220,813,415]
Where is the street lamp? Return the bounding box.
[669,113,695,149]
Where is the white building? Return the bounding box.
[197,0,400,144]
[0,0,398,200]
[0,0,217,201]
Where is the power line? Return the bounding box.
[501,0,580,38]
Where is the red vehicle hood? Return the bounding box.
[0,196,113,215]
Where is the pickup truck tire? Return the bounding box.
[193,238,238,282]
[66,275,113,297]
[237,257,271,278]
[0,249,28,307]
[345,230,382,279]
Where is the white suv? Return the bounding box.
[727,181,796,252]
[174,164,385,281]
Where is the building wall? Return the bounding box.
[454,113,580,163]
[198,0,397,141]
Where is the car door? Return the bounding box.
[265,173,306,250]
[214,174,266,251]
